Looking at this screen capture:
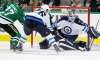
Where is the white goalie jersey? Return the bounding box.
[54,16,89,35]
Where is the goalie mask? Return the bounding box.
[68,10,78,22]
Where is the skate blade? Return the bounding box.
[53,44,61,53]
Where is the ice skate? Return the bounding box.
[10,37,23,51]
[39,39,61,52]
[52,42,61,52]
[39,39,49,49]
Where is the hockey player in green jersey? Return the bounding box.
[0,2,26,51]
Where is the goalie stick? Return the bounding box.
[88,18,100,51]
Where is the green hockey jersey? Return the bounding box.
[0,2,25,24]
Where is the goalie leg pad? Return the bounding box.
[74,41,86,49]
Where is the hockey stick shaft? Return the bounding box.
[89,18,100,50]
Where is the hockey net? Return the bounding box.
[31,6,90,50]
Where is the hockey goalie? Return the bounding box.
[39,11,100,51]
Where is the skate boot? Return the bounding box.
[39,39,61,52]
[10,37,23,51]
[39,39,49,49]
[47,39,61,52]
[39,33,61,52]
[88,27,100,39]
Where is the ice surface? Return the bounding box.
[0,42,100,60]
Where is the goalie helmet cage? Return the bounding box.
[31,6,91,51]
